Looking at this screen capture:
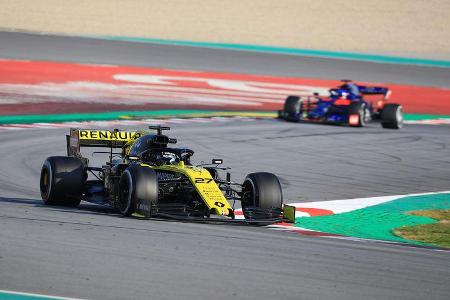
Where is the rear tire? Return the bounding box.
[40,156,84,207]
[241,172,283,219]
[283,95,302,122]
[119,166,158,216]
[381,104,403,129]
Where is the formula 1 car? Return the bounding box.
[39,126,283,223]
[278,80,403,129]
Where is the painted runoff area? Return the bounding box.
[1,59,450,125]
[266,192,450,246]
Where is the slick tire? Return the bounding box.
[283,95,302,122]
[40,156,84,207]
[381,104,403,129]
[348,102,368,127]
[119,166,158,216]
[242,172,283,213]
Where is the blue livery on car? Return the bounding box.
[278,80,403,129]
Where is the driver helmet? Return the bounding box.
[340,91,349,99]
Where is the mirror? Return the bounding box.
[212,159,223,165]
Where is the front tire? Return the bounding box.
[241,172,283,220]
[118,166,158,216]
[381,104,403,129]
[40,156,84,207]
[282,95,302,122]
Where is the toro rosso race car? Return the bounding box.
[278,80,403,129]
[40,126,284,224]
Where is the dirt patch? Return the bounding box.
[0,0,449,57]
[393,210,450,248]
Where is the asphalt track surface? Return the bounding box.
[1,31,450,88]
[0,32,450,299]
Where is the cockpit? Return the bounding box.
[128,133,194,166]
[142,148,194,166]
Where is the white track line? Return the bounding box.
[0,289,86,300]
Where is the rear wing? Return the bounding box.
[357,85,391,99]
[337,81,391,100]
[66,128,143,157]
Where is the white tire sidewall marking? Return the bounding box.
[43,160,53,199]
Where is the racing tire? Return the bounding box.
[119,165,158,216]
[381,104,403,129]
[283,95,302,122]
[40,156,84,207]
[348,102,368,127]
[241,172,283,219]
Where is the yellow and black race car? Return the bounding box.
[40,126,284,223]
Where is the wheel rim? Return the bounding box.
[364,107,371,123]
[359,105,369,126]
[294,101,300,114]
[119,171,132,214]
[241,179,256,208]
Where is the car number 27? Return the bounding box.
[195,178,213,183]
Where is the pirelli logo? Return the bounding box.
[78,130,141,141]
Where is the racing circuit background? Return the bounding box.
[0,1,450,300]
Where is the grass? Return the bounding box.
[393,210,450,248]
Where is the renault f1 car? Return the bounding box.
[278,80,403,129]
[40,126,283,223]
